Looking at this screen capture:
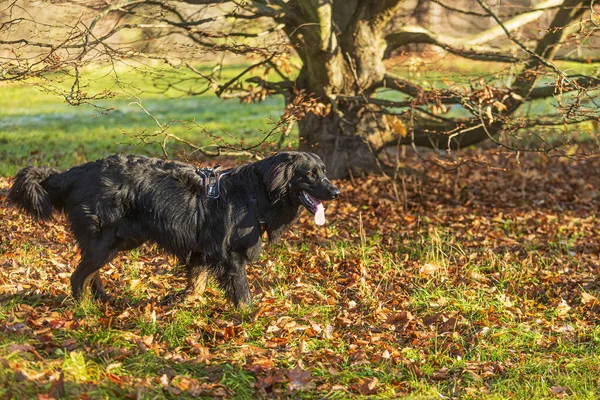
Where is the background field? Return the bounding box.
[2,59,597,177]
[1,64,599,399]
[0,64,289,176]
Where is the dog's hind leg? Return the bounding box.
[89,237,143,301]
[71,229,119,301]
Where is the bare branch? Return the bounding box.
[475,0,566,77]
[555,55,600,63]
[178,0,233,4]
[385,26,520,62]
[529,75,600,99]
[215,54,275,97]
[245,76,294,94]
[509,0,591,106]
[400,117,504,150]
[385,0,570,62]
[232,0,285,18]
[162,13,270,28]
[431,0,562,18]
[467,0,564,45]
[378,74,465,104]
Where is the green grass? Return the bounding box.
[0,64,291,176]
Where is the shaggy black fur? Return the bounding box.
[8,152,340,307]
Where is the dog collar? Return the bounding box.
[250,196,268,234]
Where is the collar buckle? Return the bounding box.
[250,197,268,234]
[196,165,229,199]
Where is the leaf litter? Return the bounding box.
[0,147,599,398]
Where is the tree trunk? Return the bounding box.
[284,0,403,178]
[298,105,390,178]
[295,74,400,178]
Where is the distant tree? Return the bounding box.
[1,0,598,177]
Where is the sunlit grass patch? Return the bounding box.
[220,364,256,399]
[0,65,291,176]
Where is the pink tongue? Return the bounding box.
[314,202,326,226]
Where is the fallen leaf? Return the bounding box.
[14,370,28,382]
[106,362,122,373]
[7,344,35,353]
[353,377,378,395]
[432,367,449,380]
[48,371,65,399]
[287,366,312,390]
[160,374,170,386]
[550,385,568,398]
[555,299,571,317]
[581,292,597,306]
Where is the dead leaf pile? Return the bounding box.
[0,146,599,398]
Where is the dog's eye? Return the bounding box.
[307,171,315,179]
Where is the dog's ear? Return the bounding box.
[263,153,296,202]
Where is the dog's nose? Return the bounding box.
[331,188,341,199]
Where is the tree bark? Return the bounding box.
[298,110,381,178]
[285,0,403,178]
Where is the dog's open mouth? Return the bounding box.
[299,191,326,226]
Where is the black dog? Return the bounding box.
[8,152,340,307]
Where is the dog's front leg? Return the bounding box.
[89,272,110,302]
[223,269,252,308]
[218,254,252,308]
[71,230,119,301]
[161,254,209,305]
[184,266,210,301]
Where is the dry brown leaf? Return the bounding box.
[287,366,312,390]
[384,115,408,137]
[581,292,598,306]
[432,367,450,380]
[353,377,378,395]
[550,386,568,398]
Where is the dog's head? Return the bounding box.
[264,152,340,225]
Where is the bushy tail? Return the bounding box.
[8,166,60,221]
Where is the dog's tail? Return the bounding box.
[8,166,62,221]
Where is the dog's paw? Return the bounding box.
[183,293,207,305]
[93,292,112,303]
[234,295,253,309]
[160,290,188,306]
